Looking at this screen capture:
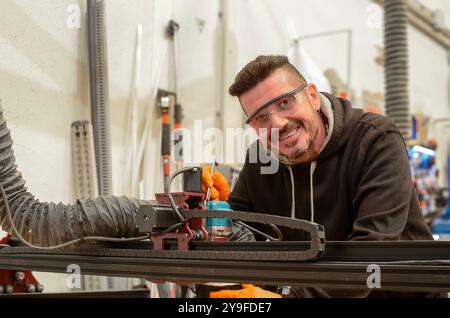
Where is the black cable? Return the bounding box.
[159,221,186,235]
[235,221,282,241]
[165,166,201,223]
[164,167,282,241]
[268,223,283,241]
[0,183,148,250]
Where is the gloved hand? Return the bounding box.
[210,284,281,298]
[202,165,230,201]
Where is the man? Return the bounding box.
[210,55,434,297]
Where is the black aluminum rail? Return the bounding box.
[1,241,450,292]
[0,289,151,298]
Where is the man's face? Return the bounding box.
[240,68,322,163]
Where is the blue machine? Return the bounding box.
[206,201,233,240]
[409,145,438,215]
[432,156,450,238]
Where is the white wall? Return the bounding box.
[0,0,449,292]
[0,0,223,292]
[0,0,88,292]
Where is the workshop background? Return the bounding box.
[0,0,449,294]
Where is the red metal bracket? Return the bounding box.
[151,192,208,251]
[0,235,43,293]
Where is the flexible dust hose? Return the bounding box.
[0,107,255,247]
[384,0,410,139]
[0,108,150,247]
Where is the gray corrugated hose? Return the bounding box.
[384,0,410,139]
[0,109,148,246]
[0,106,254,247]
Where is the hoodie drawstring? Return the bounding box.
[288,161,317,223]
[288,166,295,219]
[310,161,317,223]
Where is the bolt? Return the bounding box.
[5,285,13,294]
[36,284,44,292]
[27,284,36,293]
[15,271,25,281]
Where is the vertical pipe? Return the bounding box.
[384,0,411,139]
[87,0,112,195]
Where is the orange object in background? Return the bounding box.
[365,105,382,114]
[427,138,438,148]
[210,284,281,298]
[201,165,230,201]
[338,90,349,100]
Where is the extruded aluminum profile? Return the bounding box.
[1,241,450,292]
[87,0,112,196]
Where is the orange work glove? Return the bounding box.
[202,165,230,201]
[210,284,281,298]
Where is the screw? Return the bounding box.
[36,284,44,292]
[5,285,13,294]
[27,284,36,293]
[15,271,25,281]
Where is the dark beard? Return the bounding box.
[285,120,319,161]
[287,145,309,160]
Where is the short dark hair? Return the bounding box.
[228,55,306,97]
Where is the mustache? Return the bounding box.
[279,121,304,138]
[264,120,304,148]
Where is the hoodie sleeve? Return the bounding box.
[348,130,432,241]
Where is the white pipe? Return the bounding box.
[285,16,299,43]
[130,24,143,197]
[218,0,229,133]
[135,44,168,193]
[173,25,180,98]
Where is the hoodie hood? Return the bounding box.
[313,93,362,163]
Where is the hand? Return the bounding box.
[202,165,230,201]
[209,284,281,298]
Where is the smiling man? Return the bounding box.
[226,55,434,297]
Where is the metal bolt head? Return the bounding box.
[27,284,36,293]
[5,285,13,294]
[36,284,44,292]
[15,271,25,281]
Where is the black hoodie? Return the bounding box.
[228,93,434,297]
